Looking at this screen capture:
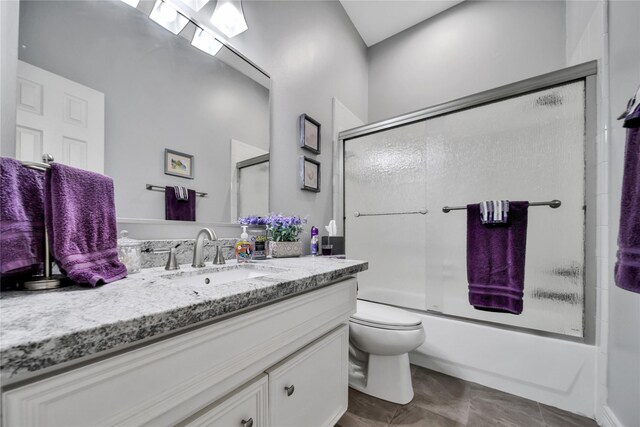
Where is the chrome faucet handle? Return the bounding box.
[213,245,226,265]
[165,248,180,270]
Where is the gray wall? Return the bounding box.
[0,0,19,158]
[229,1,369,249]
[607,1,640,426]
[18,0,269,222]
[367,0,566,122]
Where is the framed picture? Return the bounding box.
[299,156,320,192]
[299,113,321,154]
[164,149,194,179]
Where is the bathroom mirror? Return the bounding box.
[15,0,270,225]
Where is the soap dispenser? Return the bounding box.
[235,225,253,263]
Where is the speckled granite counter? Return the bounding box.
[0,257,367,382]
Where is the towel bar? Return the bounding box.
[146,184,208,197]
[442,199,561,213]
[354,209,428,217]
[18,154,63,290]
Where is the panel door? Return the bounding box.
[16,60,104,173]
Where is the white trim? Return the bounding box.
[599,405,624,427]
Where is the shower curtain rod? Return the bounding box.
[442,199,561,213]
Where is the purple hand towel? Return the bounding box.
[467,201,529,314]
[165,186,195,221]
[45,163,127,286]
[614,104,640,293]
[0,157,45,276]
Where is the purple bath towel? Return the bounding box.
[467,201,529,314]
[0,157,45,276]
[45,163,127,286]
[165,186,196,221]
[615,104,640,293]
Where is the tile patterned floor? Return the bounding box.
[336,365,598,427]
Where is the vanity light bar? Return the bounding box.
[120,0,140,8]
[210,0,248,38]
[149,0,189,35]
[191,27,223,56]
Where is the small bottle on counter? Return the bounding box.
[117,230,141,273]
[310,226,319,256]
[235,225,253,263]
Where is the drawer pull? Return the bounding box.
[284,384,295,396]
[241,418,254,427]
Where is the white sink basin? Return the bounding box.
[165,265,277,287]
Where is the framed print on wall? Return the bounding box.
[164,148,194,179]
[299,113,321,154]
[299,156,320,192]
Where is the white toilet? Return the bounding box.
[348,299,425,404]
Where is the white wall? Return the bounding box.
[606,2,640,426]
[230,0,368,251]
[367,0,566,122]
[0,0,19,158]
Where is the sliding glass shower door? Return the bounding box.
[344,80,586,336]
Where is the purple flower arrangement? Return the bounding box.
[238,214,306,242]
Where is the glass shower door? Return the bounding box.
[425,81,585,336]
[344,80,586,337]
[344,122,428,310]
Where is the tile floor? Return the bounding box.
[336,365,598,427]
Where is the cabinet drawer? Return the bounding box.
[266,325,348,427]
[180,375,268,427]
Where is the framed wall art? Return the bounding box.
[299,156,320,192]
[164,149,194,179]
[298,113,321,154]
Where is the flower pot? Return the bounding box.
[269,241,302,258]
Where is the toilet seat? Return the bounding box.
[350,300,422,331]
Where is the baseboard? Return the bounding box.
[598,405,623,427]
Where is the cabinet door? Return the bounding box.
[266,325,348,427]
[180,375,268,427]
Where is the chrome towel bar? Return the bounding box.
[354,209,428,217]
[146,184,208,197]
[442,199,561,213]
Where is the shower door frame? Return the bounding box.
[336,61,598,341]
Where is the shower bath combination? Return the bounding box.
[340,62,597,339]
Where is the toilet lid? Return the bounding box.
[351,300,422,328]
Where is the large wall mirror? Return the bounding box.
[15,0,270,227]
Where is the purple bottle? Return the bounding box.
[310,226,319,256]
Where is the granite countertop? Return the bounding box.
[0,257,367,382]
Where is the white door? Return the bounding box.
[16,60,104,173]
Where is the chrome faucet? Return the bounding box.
[192,227,226,267]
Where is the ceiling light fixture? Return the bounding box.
[120,0,140,8]
[210,0,248,38]
[191,27,223,56]
[149,0,189,35]
[182,0,209,12]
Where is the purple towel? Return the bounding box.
[165,186,195,221]
[467,201,529,314]
[0,157,45,276]
[614,104,640,293]
[45,163,127,286]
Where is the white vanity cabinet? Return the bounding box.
[2,278,357,427]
